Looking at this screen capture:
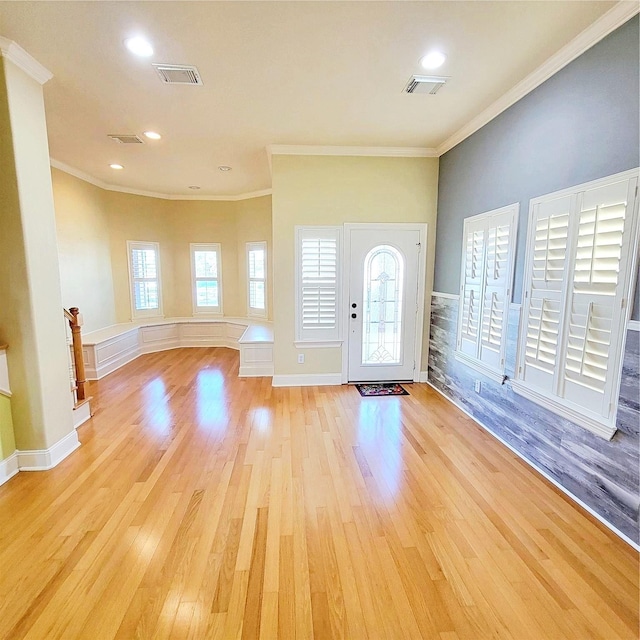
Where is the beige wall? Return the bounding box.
[271,154,439,376]
[166,199,241,317]
[103,191,174,322]
[51,175,273,325]
[235,196,274,320]
[52,169,116,332]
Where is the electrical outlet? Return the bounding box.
[474,380,481,393]
[297,354,305,364]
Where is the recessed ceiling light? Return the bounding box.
[420,51,447,70]
[143,131,162,140]
[188,185,201,190]
[218,165,232,172]
[124,36,153,58]
[110,163,124,170]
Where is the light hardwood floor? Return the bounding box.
[0,347,637,639]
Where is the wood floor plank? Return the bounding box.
[0,347,636,639]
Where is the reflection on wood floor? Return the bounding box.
[0,347,637,639]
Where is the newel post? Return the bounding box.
[68,307,86,402]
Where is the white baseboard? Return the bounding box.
[0,452,19,486]
[272,373,342,387]
[16,430,81,472]
[424,380,639,551]
[239,364,274,377]
[72,401,92,428]
[419,370,429,383]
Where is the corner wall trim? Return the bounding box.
[0,37,53,84]
[50,159,272,202]
[268,145,438,158]
[272,373,342,387]
[0,452,19,486]
[424,379,639,551]
[16,430,81,472]
[436,2,640,155]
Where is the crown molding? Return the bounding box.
[50,159,271,201]
[0,37,52,85]
[437,1,640,156]
[268,145,438,158]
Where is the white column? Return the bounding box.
[0,39,77,456]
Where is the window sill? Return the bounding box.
[454,352,506,384]
[294,340,342,349]
[509,379,616,441]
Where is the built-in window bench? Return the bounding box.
[82,318,273,380]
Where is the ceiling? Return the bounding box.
[0,1,623,198]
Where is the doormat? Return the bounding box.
[355,383,409,397]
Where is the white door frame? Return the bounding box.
[341,222,428,384]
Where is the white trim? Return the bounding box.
[238,364,274,377]
[510,379,616,441]
[0,387,11,398]
[425,380,638,551]
[454,352,507,384]
[0,37,52,85]
[509,302,522,310]
[72,401,92,429]
[50,159,272,202]
[628,320,640,331]
[0,452,19,486]
[268,145,437,158]
[432,291,459,300]
[294,340,342,349]
[272,373,342,387]
[419,370,429,383]
[437,3,640,156]
[82,319,273,380]
[16,430,81,472]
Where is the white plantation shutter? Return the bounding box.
[478,213,516,370]
[561,180,635,416]
[456,204,518,380]
[459,222,485,357]
[515,169,639,438]
[296,227,341,343]
[521,196,571,392]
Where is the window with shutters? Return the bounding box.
[191,243,223,315]
[295,226,342,345]
[128,241,163,319]
[247,241,267,318]
[455,204,518,382]
[513,169,639,440]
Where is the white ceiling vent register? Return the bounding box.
[108,134,144,144]
[404,75,448,95]
[152,64,203,85]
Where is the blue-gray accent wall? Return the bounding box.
[430,17,640,545]
[434,16,639,319]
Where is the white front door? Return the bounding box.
[347,226,423,382]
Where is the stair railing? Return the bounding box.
[64,307,86,402]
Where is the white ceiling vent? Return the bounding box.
[404,75,449,95]
[108,134,144,144]
[152,64,203,85]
